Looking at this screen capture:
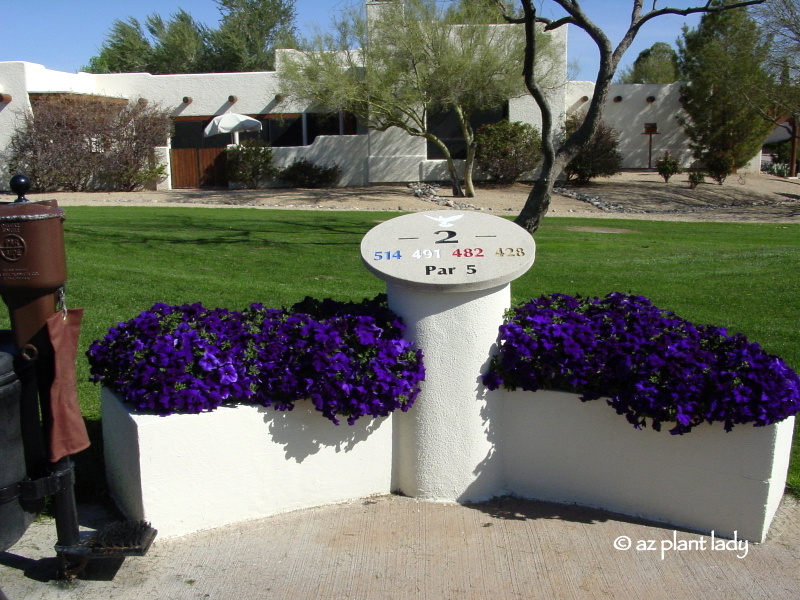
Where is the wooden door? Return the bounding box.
[170,148,228,188]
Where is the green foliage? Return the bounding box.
[8,96,172,192]
[655,151,682,183]
[279,159,341,188]
[678,2,775,178]
[563,115,623,184]
[475,121,543,184]
[226,139,278,188]
[206,0,297,72]
[688,171,706,189]
[617,42,679,84]
[279,0,558,196]
[704,151,736,185]
[85,0,296,74]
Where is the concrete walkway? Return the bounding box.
[1,493,798,600]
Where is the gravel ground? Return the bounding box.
[8,171,800,223]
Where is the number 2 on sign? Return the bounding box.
[373,251,402,260]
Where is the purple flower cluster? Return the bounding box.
[482,293,800,434]
[87,296,425,425]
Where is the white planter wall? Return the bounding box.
[101,387,393,539]
[102,385,795,542]
[500,390,795,542]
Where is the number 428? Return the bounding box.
[496,248,526,257]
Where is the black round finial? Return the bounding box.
[9,174,30,202]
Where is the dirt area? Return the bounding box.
[9,170,800,223]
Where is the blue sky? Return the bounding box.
[0,1,702,81]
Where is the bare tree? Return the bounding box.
[495,0,765,233]
[752,0,800,175]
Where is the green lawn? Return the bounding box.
[9,207,797,500]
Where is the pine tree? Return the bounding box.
[617,42,679,84]
[678,1,774,182]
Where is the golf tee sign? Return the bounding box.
[361,210,535,502]
[360,211,535,292]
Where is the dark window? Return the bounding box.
[426,104,508,159]
[266,115,304,147]
[172,121,230,149]
[172,111,363,150]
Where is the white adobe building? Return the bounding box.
[0,27,759,192]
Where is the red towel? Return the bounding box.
[46,309,90,462]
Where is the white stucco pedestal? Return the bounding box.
[387,282,509,501]
[361,210,536,502]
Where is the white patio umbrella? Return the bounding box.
[204,113,262,145]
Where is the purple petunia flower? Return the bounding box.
[87,295,425,425]
[482,292,800,434]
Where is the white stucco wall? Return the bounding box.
[0,63,35,183]
[564,80,763,173]
[93,70,286,118]
[102,387,394,539]
[565,81,691,169]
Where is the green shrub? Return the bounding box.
[226,139,278,189]
[563,115,623,184]
[703,151,735,185]
[688,170,706,189]
[279,159,341,188]
[475,121,543,184]
[655,151,682,183]
[765,162,790,177]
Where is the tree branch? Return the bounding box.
[637,1,766,29]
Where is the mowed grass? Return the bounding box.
[7,206,796,498]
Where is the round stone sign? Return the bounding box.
[361,210,535,292]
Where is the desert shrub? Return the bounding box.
[655,151,682,182]
[279,159,341,188]
[688,170,706,189]
[226,139,278,188]
[563,115,623,184]
[764,162,790,177]
[475,121,543,184]
[8,96,171,192]
[98,100,173,191]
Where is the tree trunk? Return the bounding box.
[463,141,477,197]
[428,134,465,197]
[514,157,558,232]
[791,117,798,178]
[448,163,465,197]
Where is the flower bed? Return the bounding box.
[483,293,800,434]
[88,295,425,425]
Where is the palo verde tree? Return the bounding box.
[279,0,561,197]
[493,0,765,233]
[677,2,775,184]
